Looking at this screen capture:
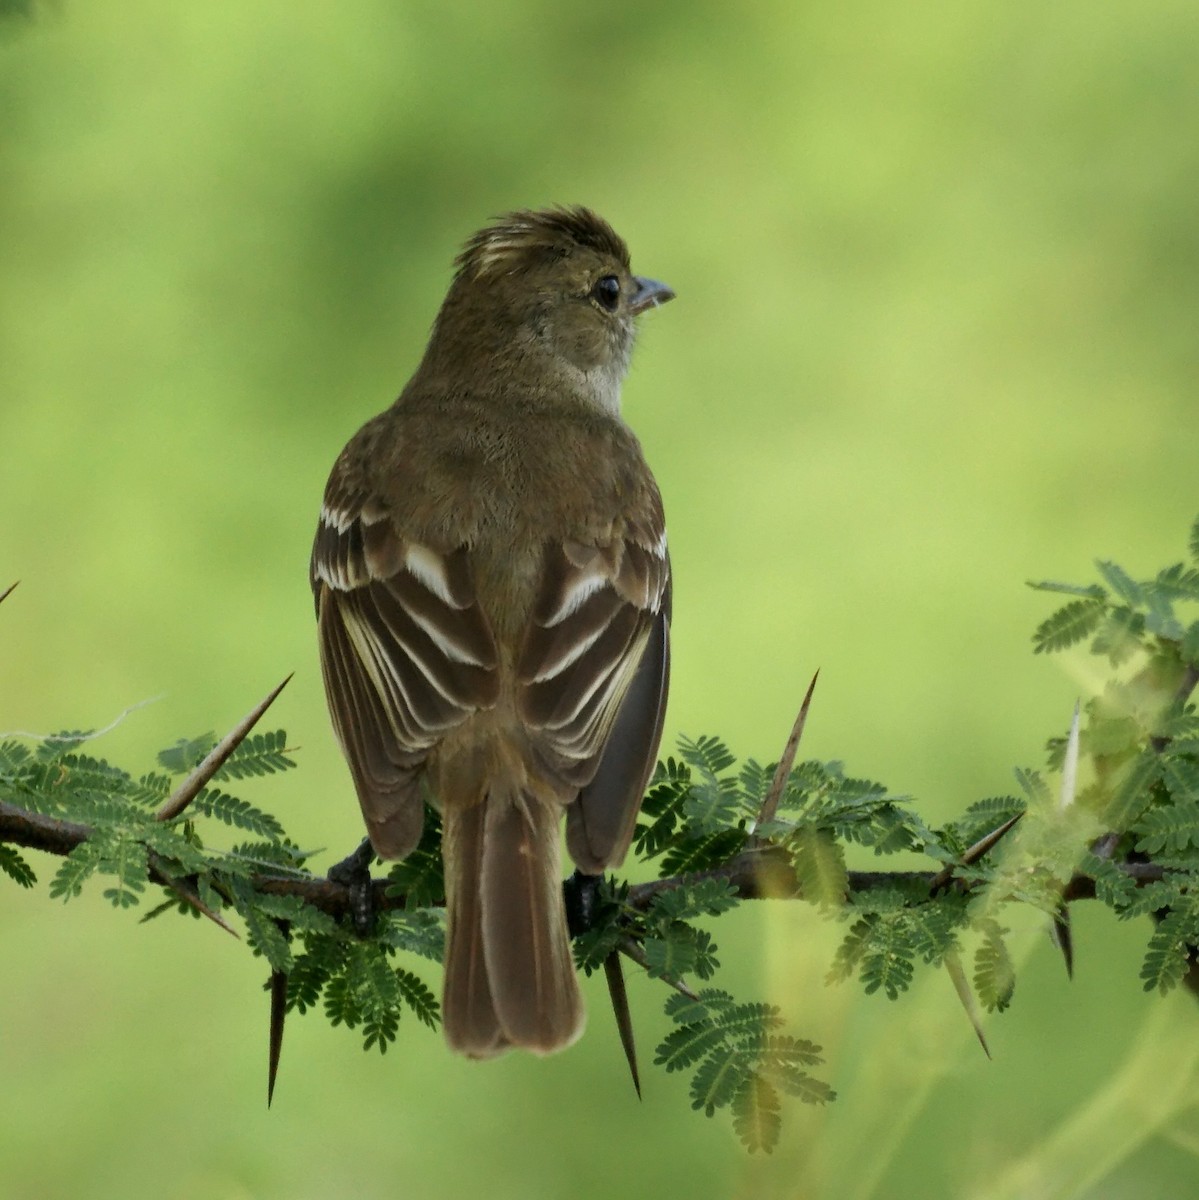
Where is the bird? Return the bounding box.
[310,206,674,1057]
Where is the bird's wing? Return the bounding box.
[517,505,671,873]
[312,484,500,858]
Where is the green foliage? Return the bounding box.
[570,877,628,974]
[788,826,849,909]
[214,730,297,780]
[189,789,285,839]
[655,990,834,1154]
[5,512,1199,1155]
[826,887,969,1000]
[939,796,1026,857]
[972,920,1016,1012]
[647,878,739,923]
[1140,900,1199,994]
[157,733,217,774]
[1025,513,1199,999]
[1030,596,1107,654]
[385,805,444,909]
[0,719,443,1041]
[0,844,36,887]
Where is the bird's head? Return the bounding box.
[420,206,674,412]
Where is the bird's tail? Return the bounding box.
[441,788,584,1058]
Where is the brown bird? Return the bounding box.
[311,207,674,1056]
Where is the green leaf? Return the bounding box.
[1182,621,1199,668]
[1161,756,1199,804]
[789,825,848,909]
[679,734,736,778]
[189,788,285,839]
[287,937,346,1013]
[214,730,297,780]
[386,809,444,909]
[1079,852,1138,908]
[648,879,739,922]
[0,738,32,772]
[1026,580,1107,599]
[861,939,915,999]
[655,1023,729,1073]
[1143,591,1183,641]
[663,988,735,1025]
[973,921,1015,1012]
[323,972,357,1029]
[1105,753,1163,829]
[1153,563,1199,603]
[381,909,446,963]
[395,967,440,1028]
[1141,908,1195,994]
[0,845,36,887]
[659,829,747,877]
[157,733,217,775]
[49,840,104,900]
[34,730,94,761]
[1133,800,1199,855]
[1013,767,1051,806]
[1090,606,1146,666]
[238,902,293,972]
[359,953,403,1053]
[1190,514,1199,565]
[826,917,872,985]
[1095,560,1144,606]
[907,900,965,965]
[690,1042,749,1116]
[1032,598,1106,654]
[362,1007,399,1053]
[732,1075,782,1154]
[100,837,148,908]
[644,924,699,979]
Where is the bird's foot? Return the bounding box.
[563,868,604,937]
[328,837,378,937]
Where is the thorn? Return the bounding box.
[943,949,991,1059]
[268,967,288,1107]
[156,675,292,823]
[929,813,1024,896]
[1059,699,1081,810]
[756,670,820,830]
[1049,905,1074,979]
[603,951,641,1098]
[0,581,19,606]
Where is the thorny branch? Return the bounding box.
[0,797,1172,919]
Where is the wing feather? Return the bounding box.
[312,500,499,858]
[518,510,671,869]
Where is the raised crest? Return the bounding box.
[455,206,631,278]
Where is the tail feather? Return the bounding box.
[441,789,584,1057]
[482,791,585,1054]
[441,802,507,1058]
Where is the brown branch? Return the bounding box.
[0,799,1169,920]
[0,801,92,855]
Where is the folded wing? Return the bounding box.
[518,512,671,873]
[312,495,500,858]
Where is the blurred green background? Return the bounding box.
[3,2,1199,1197]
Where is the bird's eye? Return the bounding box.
[592,275,620,312]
